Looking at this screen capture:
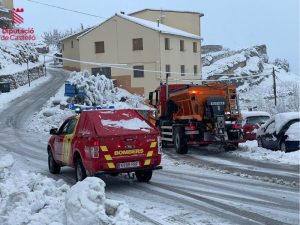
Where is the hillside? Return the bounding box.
[202,45,299,114]
[0,41,47,88]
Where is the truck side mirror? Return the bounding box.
[149,92,153,105]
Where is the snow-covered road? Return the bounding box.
[0,68,299,225]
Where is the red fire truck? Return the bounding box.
[47,109,162,182]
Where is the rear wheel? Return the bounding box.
[174,127,188,154]
[75,156,87,182]
[48,149,61,174]
[135,170,153,182]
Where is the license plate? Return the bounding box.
[118,161,140,169]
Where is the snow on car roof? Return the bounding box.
[101,118,151,131]
[275,112,300,134]
[241,111,270,118]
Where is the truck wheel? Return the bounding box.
[174,127,188,154]
[75,157,87,182]
[48,149,61,174]
[135,170,152,182]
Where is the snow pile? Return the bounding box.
[230,141,300,165]
[26,71,149,135]
[0,155,131,225]
[66,177,130,225]
[102,118,151,130]
[0,154,69,225]
[26,85,73,134]
[68,71,147,108]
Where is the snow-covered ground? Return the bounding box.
[230,141,300,165]
[0,154,131,225]
[0,74,51,113]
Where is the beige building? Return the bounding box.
[61,10,203,96]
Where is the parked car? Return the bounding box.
[241,111,270,141]
[47,109,162,182]
[256,112,300,152]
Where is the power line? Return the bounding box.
[0,43,274,81]
[25,0,107,19]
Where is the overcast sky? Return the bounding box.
[14,0,300,74]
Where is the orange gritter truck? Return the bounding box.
[148,82,243,154]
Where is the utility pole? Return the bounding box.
[27,59,30,87]
[272,67,277,106]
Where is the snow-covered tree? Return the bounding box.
[42,29,73,50]
[274,58,290,72]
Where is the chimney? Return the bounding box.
[157,19,160,27]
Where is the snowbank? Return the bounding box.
[0,155,131,225]
[66,177,130,225]
[68,71,147,108]
[230,141,300,165]
[26,71,150,135]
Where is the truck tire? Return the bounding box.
[75,156,87,182]
[174,127,188,154]
[48,149,61,174]
[135,170,153,182]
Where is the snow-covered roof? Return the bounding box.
[77,14,201,40]
[241,111,270,119]
[129,9,204,16]
[117,13,201,40]
[60,27,94,42]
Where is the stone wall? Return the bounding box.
[0,65,45,89]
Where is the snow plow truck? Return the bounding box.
[148,82,243,154]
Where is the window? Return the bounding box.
[193,42,197,53]
[165,38,170,50]
[132,38,143,50]
[62,44,64,51]
[165,64,171,77]
[133,65,144,78]
[181,65,185,76]
[71,40,74,48]
[66,119,77,134]
[95,41,104,53]
[194,65,198,76]
[180,40,184,51]
[265,121,275,134]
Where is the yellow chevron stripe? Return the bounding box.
[147,151,153,157]
[100,146,108,152]
[104,155,112,161]
[107,162,115,169]
[150,142,157,148]
[144,159,151,166]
